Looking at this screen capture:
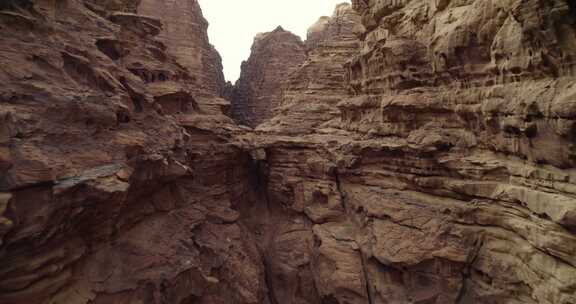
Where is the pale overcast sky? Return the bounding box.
[198,0,351,82]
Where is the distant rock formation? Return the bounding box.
[137,0,230,113]
[259,3,361,134]
[231,26,307,127]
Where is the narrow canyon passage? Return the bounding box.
[1,0,576,304]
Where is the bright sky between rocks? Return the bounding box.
[198,0,351,82]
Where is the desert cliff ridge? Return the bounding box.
[1,0,576,303]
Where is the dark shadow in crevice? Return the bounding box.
[96,39,123,61]
[0,0,33,11]
[569,0,576,19]
[118,77,145,113]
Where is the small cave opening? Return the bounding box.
[321,295,340,304]
[118,77,145,113]
[131,96,144,113]
[116,109,131,124]
[502,125,522,136]
[154,92,200,115]
[96,39,122,61]
[62,52,115,92]
[312,190,329,205]
[435,142,454,152]
[524,124,538,138]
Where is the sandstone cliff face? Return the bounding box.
[3,0,576,304]
[259,3,361,135]
[247,0,576,303]
[232,27,307,127]
[0,1,268,303]
[137,0,229,114]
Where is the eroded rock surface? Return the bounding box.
[0,1,266,303]
[232,27,307,127]
[259,3,361,135]
[137,0,230,115]
[2,0,576,304]
[246,0,576,303]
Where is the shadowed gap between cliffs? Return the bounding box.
[246,150,281,304]
[569,0,576,19]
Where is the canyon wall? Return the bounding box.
[248,0,576,303]
[231,27,307,127]
[1,0,576,304]
[0,1,268,303]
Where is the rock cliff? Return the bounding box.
[137,0,229,114]
[247,0,576,303]
[0,0,267,303]
[259,3,361,135]
[231,26,307,127]
[2,0,576,304]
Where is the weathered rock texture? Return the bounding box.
[231,27,307,127]
[3,0,576,304]
[137,0,230,114]
[0,0,267,303]
[260,3,361,134]
[245,0,576,303]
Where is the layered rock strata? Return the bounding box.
[231,27,307,127]
[137,0,230,115]
[2,0,576,304]
[259,3,361,134]
[247,0,576,303]
[0,1,267,303]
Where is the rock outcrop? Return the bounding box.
[2,0,576,304]
[246,0,576,303]
[137,0,230,114]
[0,1,267,303]
[231,26,307,127]
[259,3,361,134]
[336,1,576,302]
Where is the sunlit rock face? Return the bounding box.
[231,26,307,127]
[2,0,576,303]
